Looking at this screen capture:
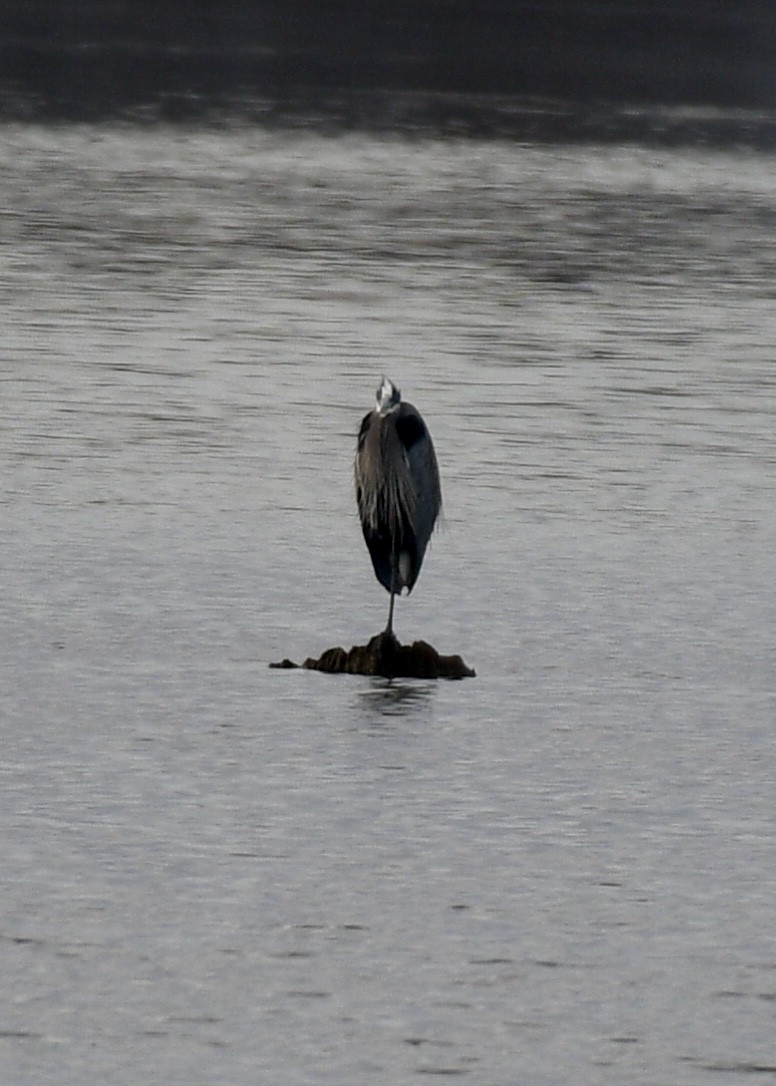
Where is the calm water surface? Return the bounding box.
[2,125,776,1084]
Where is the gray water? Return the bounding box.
[2,125,776,1084]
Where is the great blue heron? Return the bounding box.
[355,377,441,637]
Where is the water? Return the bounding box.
[2,124,776,1084]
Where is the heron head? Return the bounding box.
[376,376,401,415]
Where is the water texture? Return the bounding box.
[2,125,776,1084]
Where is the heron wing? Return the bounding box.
[396,403,441,567]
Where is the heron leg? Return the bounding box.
[386,561,397,637]
[386,587,396,637]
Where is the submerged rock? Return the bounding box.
[270,632,475,679]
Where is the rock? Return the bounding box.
[270,632,475,679]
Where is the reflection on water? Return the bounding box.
[355,679,436,721]
[3,125,776,1085]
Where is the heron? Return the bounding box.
[355,377,441,637]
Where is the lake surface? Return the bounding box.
[2,124,776,1084]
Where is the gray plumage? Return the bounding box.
[355,377,441,635]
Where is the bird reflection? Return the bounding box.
[356,679,435,719]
